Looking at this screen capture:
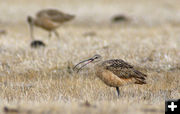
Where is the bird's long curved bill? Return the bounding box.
[73,59,93,73]
[29,23,34,40]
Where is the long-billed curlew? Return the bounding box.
[27,9,75,39]
[74,54,147,96]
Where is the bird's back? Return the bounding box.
[36,9,75,23]
[100,59,147,85]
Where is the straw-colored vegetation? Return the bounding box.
[0,0,180,113]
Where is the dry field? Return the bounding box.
[0,0,180,113]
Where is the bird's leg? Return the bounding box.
[49,31,52,38]
[116,87,120,96]
[54,30,59,38]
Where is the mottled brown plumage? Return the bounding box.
[27,9,75,39]
[100,59,146,83]
[74,54,147,96]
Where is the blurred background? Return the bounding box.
[1,0,180,26]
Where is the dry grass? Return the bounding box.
[0,0,180,114]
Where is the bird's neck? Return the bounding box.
[94,61,104,69]
[33,18,40,26]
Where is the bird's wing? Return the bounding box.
[37,9,74,23]
[102,59,147,83]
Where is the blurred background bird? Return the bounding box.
[27,9,75,39]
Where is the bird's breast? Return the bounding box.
[95,68,136,87]
[35,18,60,31]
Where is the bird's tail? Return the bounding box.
[66,14,75,21]
[134,70,147,84]
[135,79,146,84]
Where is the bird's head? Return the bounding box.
[27,16,34,24]
[27,16,35,39]
[73,54,102,72]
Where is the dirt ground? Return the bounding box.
[0,0,180,114]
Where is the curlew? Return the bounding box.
[111,14,129,23]
[74,54,147,96]
[27,9,75,39]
